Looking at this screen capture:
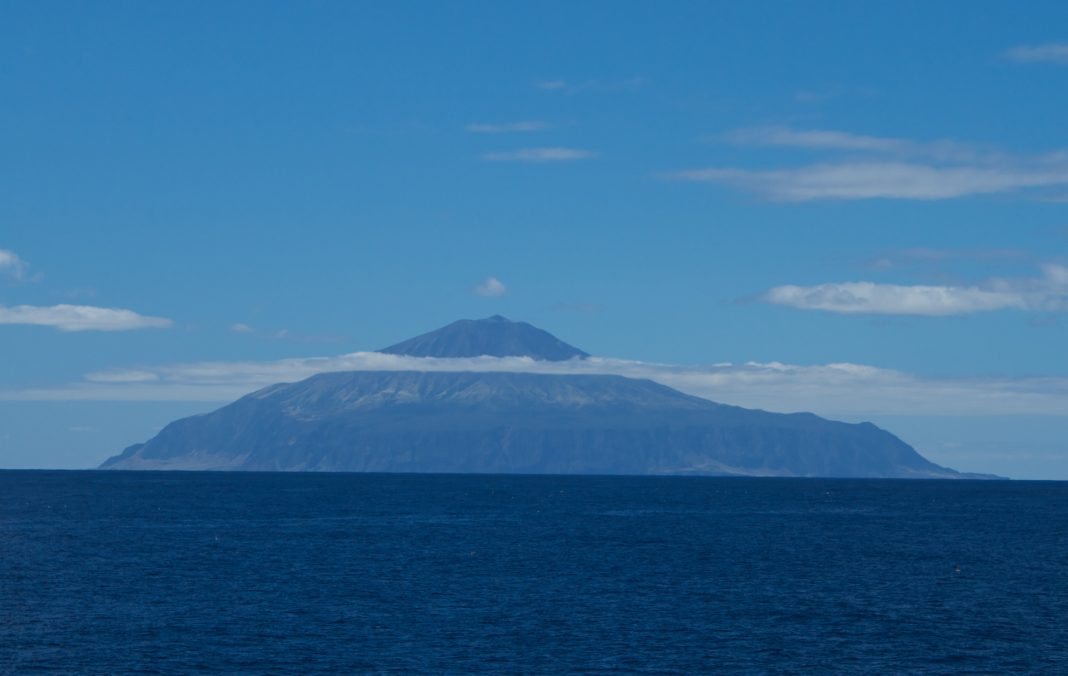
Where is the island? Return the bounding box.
[101,316,985,478]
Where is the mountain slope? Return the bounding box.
[101,370,966,478]
[379,315,588,361]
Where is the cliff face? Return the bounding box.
[101,370,963,478]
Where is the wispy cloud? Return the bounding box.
[722,126,906,153]
[793,86,882,105]
[535,80,567,90]
[466,120,550,134]
[6,351,1068,418]
[672,126,1068,200]
[795,90,832,104]
[669,161,1068,201]
[58,287,97,300]
[473,276,507,297]
[720,125,983,162]
[866,247,1027,271]
[482,147,596,162]
[533,76,646,94]
[1004,43,1068,64]
[84,369,161,383]
[0,304,174,331]
[762,264,1068,316]
[0,249,30,281]
[227,322,346,344]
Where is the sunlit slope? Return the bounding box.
[101,370,968,478]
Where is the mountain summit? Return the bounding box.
[379,315,589,361]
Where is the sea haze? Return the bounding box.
[2,471,1066,673]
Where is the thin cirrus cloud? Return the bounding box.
[761,264,1068,316]
[673,163,1068,201]
[533,77,646,94]
[473,276,507,297]
[465,120,550,134]
[716,125,985,161]
[6,351,1068,419]
[866,247,1027,271]
[1004,43,1068,64]
[669,125,1068,200]
[482,147,596,162]
[0,304,174,331]
[83,369,161,383]
[721,126,907,153]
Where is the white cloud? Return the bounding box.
[466,121,550,134]
[0,249,29,281]
[669,162,1068,201]
[1005,43,1068,64]
[482,147,596,162]
[763,282,1027,315]
[84,370,161,383]
[5,351,1068,419]
[473,276,507,297]
[0,304,173,331]
[534,77,646,94]
[723,126,906,153]
[761,264,1068,316]
[674,126,1068,200]
[0,252,171,333]
[230,323,254,333]
[719,125,983,162]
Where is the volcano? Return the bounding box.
[101,316,978,478]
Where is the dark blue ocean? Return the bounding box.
[2,472,1066,673]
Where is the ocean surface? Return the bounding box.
[2,472,1066,674]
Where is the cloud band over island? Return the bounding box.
[5,350,1068,420]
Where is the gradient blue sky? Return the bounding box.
[2,1,1067,477]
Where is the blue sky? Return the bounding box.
[2,1,1067,477]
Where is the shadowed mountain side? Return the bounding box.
[379,315,589,361]
[101,371,975,478]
